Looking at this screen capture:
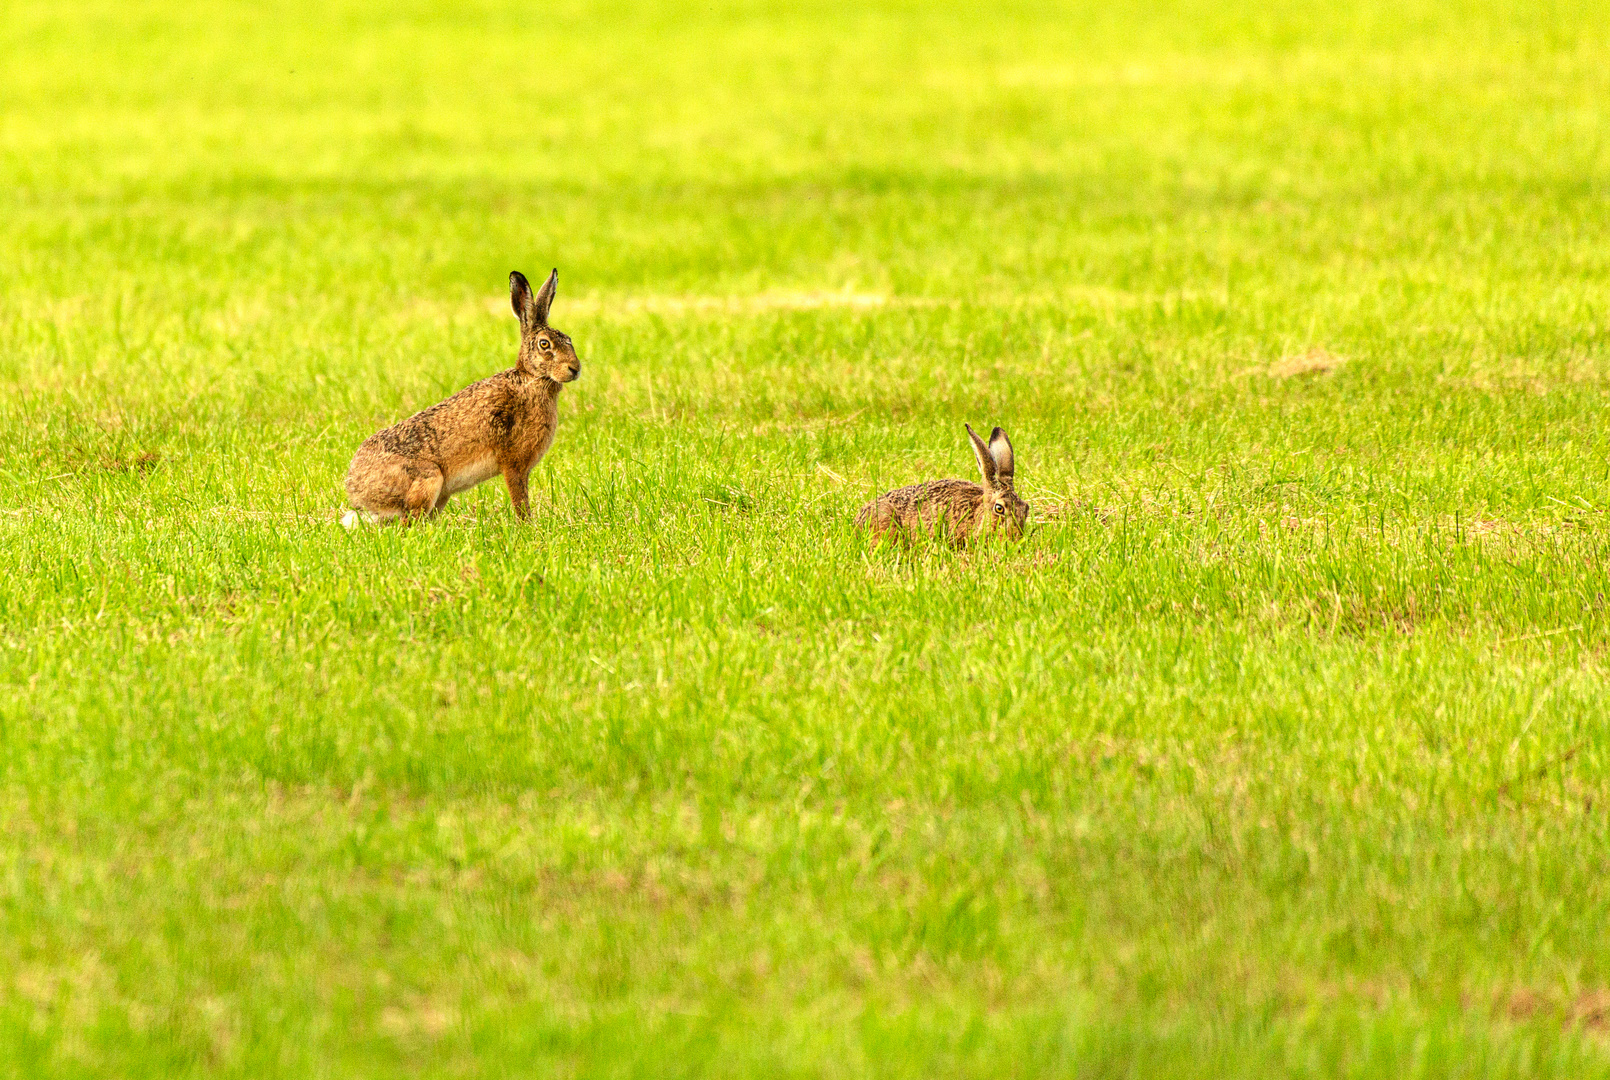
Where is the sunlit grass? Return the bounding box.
[3,0,1610,1075]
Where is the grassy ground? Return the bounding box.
[4,0,1610,1074]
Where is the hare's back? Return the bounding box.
[859,478,983,530]
[364,373,528,459]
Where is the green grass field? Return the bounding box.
[4,0,1610,1074]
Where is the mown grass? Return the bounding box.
[3,0,1610,1075]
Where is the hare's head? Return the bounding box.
[966,423,1029,538]
[511,269,581,384]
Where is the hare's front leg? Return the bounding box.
[503,466,531,520]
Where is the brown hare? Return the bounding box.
[856,424,1029,544]
[342,269,580,526]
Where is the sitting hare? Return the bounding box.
[342,269,579,525]
[856,424,1029,544]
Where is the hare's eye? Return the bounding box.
[537,338,551,350]
[994,503,1006,515]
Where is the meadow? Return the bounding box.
[3,0,1610,1074]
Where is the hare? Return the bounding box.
[341,269,580,526]
[856,424,1029,544]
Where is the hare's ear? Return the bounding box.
[511,271,536,327]
[966,423,997,487]
[987,427,1014,480]
[531,268,558,325]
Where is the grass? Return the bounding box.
[3,0,1610,1074]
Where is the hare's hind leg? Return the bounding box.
[345,449,441,525]
[402,464,445,521]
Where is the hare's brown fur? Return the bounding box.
[856,424,1028,545]
[343,269,579,524]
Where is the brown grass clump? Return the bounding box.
[1269,346,1345,379]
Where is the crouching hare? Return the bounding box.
[342,269,580,526]
[856,424,1029,544]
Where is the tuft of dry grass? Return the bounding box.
[1269,346,1345,378]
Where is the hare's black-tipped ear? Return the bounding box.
[531,268,558,325]
[988,427,1014,480]
[510,271,534,325]
[966,423,997,487]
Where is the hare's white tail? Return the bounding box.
[341,508,394,528]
